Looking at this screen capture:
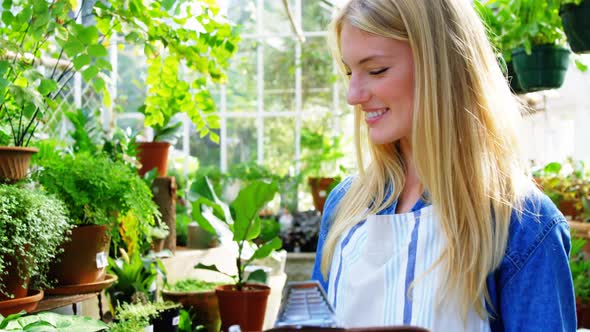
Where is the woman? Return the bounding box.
[311,0,576,331]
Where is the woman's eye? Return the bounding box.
[369,68,389,75]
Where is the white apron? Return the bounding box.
[327,206,491,331]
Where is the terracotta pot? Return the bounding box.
[308,177,337,214]
[48,225,111,286]
[0,289,43,316]
[0,253,30,301]
[0,146,38,182]
[215,284,270,332]
[578,298,590,328]
[151,238,165,253]
[162,289,220,332]
[137,142,171,177]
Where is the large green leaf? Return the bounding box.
[250,237,282,261]
[230,181,278,242]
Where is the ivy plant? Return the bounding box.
[0,184,72,298]
[94,0,240,143]
[0,0,112,147]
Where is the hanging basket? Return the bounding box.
[506,61,525,94]
[511,44,570,92]
[561,0,590,54]
[0,146,38,182]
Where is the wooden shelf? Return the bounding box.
[33,293,99,313]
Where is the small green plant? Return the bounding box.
[0,311,108,331]
[300,127,345,179]
[191,177,281,290]
[570,235,590,302]
[0,184,72,298]
[116,301,180,322]
[109,319,149,332]
[165,278,223,292]
[108,249,167,306]
[149,223,170,240]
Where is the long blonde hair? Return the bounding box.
[321,0,529,319]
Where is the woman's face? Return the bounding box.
[340,22,415,145]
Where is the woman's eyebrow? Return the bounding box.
[341,54,391,67]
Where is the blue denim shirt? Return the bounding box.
[311,176,576,331]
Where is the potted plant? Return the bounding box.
[507,0,571,91]
[107,249,167,308]
[150,223,171,253]
[570,235,590,328]
[0,184,71,315]
[163,279,224,332]
[560,0,590,53]
[0,0,112,182]
[300,127,345,213]
[92,0,240,177]
[190,176,281,331]
[35,151,160,288]
[115,301,181,332]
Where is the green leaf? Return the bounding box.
[194,263,224,275]
[191,198,218,235]
[73,54,91,70]
[1,10,13,25]
[544,162,562,175]
[162,0,174,11]
[38,79,57,95]
[63,40,85,57]
[78,26,100,45]
[246,269,268,284]
[82,66,99,81]
[251,237,282,260]
[0,60,9,76]
[87,44,108,57]
[230,181,278,241]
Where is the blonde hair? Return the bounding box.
[322,0,529,320]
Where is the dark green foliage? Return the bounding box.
[165,279,222,292]
[0,311,108,331]
[570,235,590,302]
[0,184,72,298]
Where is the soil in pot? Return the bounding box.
[215,284,270,332]
[162,290,220,332]
[48,224,111,286]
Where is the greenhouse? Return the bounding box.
[1,0,590,331]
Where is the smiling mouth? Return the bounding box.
[365,108,389,120]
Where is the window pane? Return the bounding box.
[187,122,221,169]
[264,38,295,113]
[227,118,258,166]
[227,0,257,35]
[263,0,293,35]
[302,36,333,112]
[227,40,258,113]
[263,117,296,175]
[116,43,147,114]
[302,0,332,32]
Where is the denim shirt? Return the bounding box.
[311,176,576,331]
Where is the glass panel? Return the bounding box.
[264,37,295,111]
[226,39,257,113]
[263,117,296,176]
[187,122,221,169]
[302,36,333,112]
[227,118,258,166]
[302,0,332,32]
[116,43,147,114]
[227,0,257,35]
[263,0,293,35]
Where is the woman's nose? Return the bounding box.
[346,76,369,106]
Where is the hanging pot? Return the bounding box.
[0,146,38,182]
[511,44,570,92]
[137,142,171,177]
[561,0,590,54]
[506,61,525,95]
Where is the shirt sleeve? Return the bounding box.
[311,176,353,293]
[490,196,576,332]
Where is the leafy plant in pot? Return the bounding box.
[560,0,590,54]
[34,151,160,288]
[0,0,112,182]
[190,176,281,331]
[0,184,71,315]
[569,234,590,328]
[163,279,224,332]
